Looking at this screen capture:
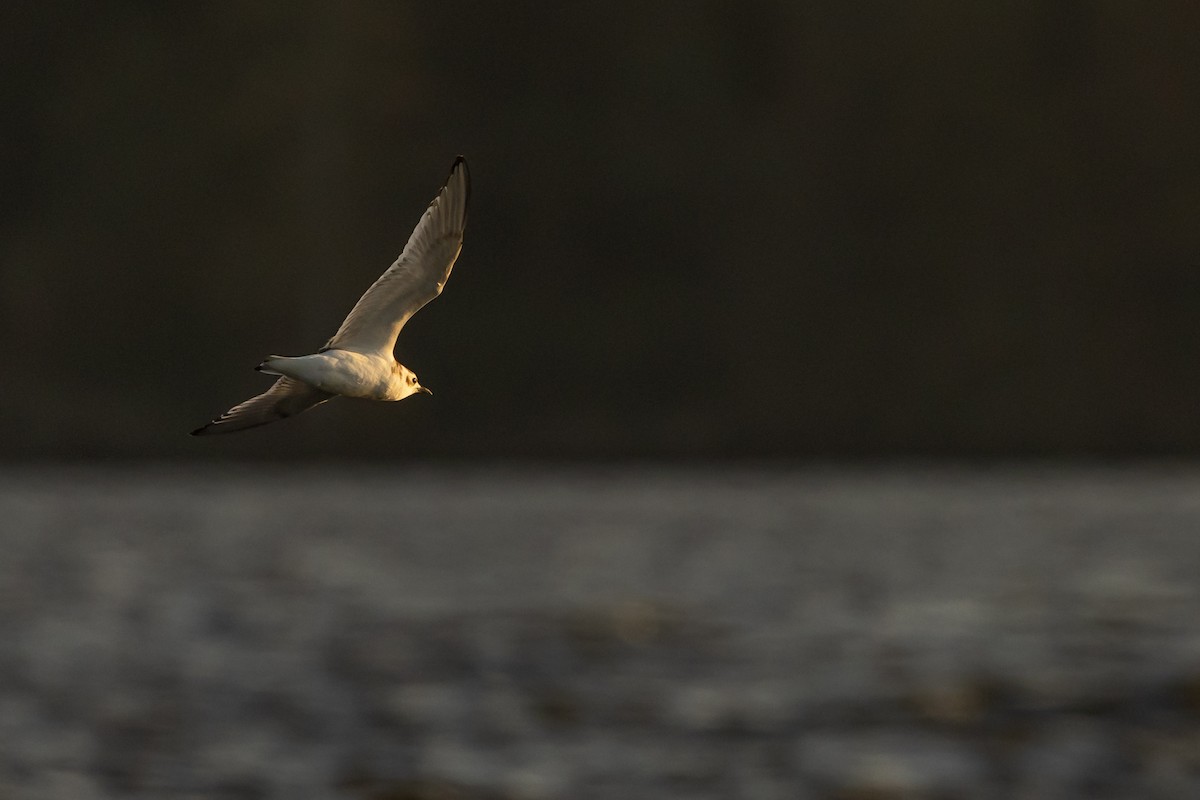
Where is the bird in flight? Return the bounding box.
[192,156,469,436]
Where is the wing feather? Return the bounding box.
[324,156,470,357]
[191,377,334,436]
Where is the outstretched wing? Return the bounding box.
[323,156,469,358]
[191,377,334,436]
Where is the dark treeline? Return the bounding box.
[3,2,1199,459]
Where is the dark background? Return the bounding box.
[3,2,1198,460]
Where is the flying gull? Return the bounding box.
[192,156,469,435]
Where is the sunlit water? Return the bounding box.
[2,464,1200,799]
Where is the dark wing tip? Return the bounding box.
[192,415,235,436]
[448,155,469,223]
[450,154,468,185]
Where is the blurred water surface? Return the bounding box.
[2,464,1200,799]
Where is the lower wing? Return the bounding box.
[191,377,334,435]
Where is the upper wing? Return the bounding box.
[191,377,334,436]
[324,156,470,357]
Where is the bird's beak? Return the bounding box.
[417,385,432,395]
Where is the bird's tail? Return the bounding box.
[255,356,288,376]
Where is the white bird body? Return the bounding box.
[258,350,425,402]
[193,156,468,435]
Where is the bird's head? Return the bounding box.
[393,363,432,400]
